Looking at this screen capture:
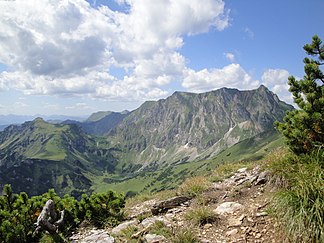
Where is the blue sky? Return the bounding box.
[0,0,323,116]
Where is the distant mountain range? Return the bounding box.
[0,86,293,197]
[0,114,87,131]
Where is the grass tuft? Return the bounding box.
[178,176,210,197]
[268,149,324,242]
[171,227,199,243]
[210,161,255,182]
[185,206,218,227]
[148,221,173,238]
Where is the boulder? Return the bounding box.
[82,230,115,243]
[151,196,191,215]
[144,234,166,243]
[141,216,171,228]
[111,220,138,235]
[255,171,268,185]
[214,202,243,215]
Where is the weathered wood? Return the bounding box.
[34,199,64,234]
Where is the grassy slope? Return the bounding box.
[91,130,284,195]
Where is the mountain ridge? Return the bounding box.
[0,85,293,196]
[108,85,293,164]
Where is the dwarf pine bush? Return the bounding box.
[0,185,125,242]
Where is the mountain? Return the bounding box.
[0,86,294,196]
[85,111,113,122]
[63,110,130,136]
[0,114,86,126]
[0,125,8,132]
[108,85,293,164]
[0,118,117,198]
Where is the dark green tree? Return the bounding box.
[276,35,324,154]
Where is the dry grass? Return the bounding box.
[178,176,211,197]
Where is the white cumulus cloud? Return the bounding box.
[261,69,293,104]
[0,0,230,101]
[182,64,260,93]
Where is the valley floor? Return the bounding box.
[70,164,282,242]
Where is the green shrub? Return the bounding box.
[0,185,125,242]
[275,35,324,155]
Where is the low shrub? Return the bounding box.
[0,185,125,242]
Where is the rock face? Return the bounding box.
[110,85,293,164]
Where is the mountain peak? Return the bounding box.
[257,84,269,92]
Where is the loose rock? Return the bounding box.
[144,234,166,242]
[214,202,243,215]
[151,196,191,215]
[255,171,268,185]
[111,220,138,235]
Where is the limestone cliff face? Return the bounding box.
[109,85,293,163]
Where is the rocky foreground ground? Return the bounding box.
[70,166,281,242]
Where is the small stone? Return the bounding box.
[228,217,242,227]
[255,233,262,239]
[248,175,258,184]
[144,234,166,243]
[204,223,213,229]
[226,229,238,236]
[237,168,247,173]
[200,239,210,243]
[213,183,224,190]
[82,230,115,243]
[255,171,268,185]
[256,212,268,217]
[239,214,246,221]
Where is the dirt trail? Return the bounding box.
[71,166,281,242]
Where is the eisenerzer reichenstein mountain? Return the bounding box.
[0,86,293,196]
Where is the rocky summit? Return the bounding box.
[109,85,293,164]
